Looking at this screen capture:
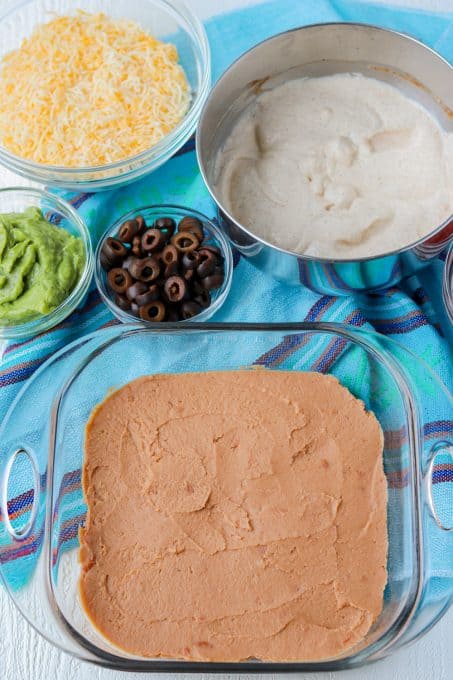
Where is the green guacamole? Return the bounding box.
[0,206,85,324]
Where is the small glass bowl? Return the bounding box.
[95,205,233,323]
[0,187,94,340]
[0,0,211,191]
[443,242,453,324]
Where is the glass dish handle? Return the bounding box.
[0,446,40,541]
[424,441,453,532]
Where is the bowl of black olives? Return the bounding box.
[95,205,233,323]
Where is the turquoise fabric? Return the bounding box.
[0,0,452,637]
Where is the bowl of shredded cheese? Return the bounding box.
[0,0,210,190]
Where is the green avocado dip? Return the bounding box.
[0,206,85,325]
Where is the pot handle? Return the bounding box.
[0,447,40,541]
[424,441,453,532]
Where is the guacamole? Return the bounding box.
[0,207,85,324]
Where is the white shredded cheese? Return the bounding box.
[0,11,191,167]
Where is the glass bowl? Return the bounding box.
[95,205,233,323]
[443,242,453,324]
[0,0,210,191]
[0,323,452,671]
[0,187,93,340]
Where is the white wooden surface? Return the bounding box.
[1,0,453,678]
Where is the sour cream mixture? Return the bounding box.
[214,73,453,258]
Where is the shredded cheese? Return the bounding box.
[0,11,191,167]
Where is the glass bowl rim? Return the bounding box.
[0,186,94,339]
[94,204,234,324]
[0,0,211,175]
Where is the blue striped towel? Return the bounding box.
[0,0,452,634]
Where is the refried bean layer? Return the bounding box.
[79,370,388,662]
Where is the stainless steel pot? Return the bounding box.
[196,23,453,295]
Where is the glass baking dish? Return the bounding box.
[0,323,452,672]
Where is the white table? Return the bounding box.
[1,0,453,678]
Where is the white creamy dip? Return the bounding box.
[214,73,453,259]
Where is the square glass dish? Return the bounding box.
[0,323,452,672]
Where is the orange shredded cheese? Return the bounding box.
[0,11,191,167]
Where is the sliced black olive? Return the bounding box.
[166,307,180,322]
[200,244,222,259]
[164,275,188,303]
[192,280,204,295]
[160,244,179,265]
[178,216,204,241]
[126,281,148,301]
[164,261,179,279]
[130,302,140,317]
[194,289,211,309]
[182,251,200,271]
[202,273,224,291]
[141,228,167,252]
[171,231,199,253]
[118,218,140,243]
[107,268,132,294]
[102,237,127,264]
[138,257,160,282]
[135,215,147,233]
[180,301,202,319]
[129,257,160,282]
[139,301,166,322]
[122,256,137,272]
[100,250,113,271]
[196,249,216,278]
[131,235,144,257]
[154,217,176,239]
[114,293,132,311]
[135,290,159,307]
